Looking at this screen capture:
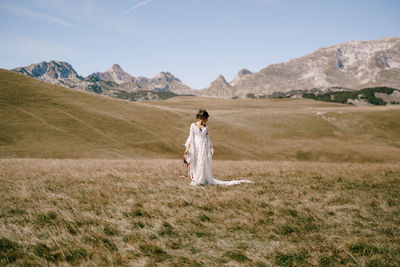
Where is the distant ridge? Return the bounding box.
[87,64,136,85]
[230,68,252,86]
[200,75,233,98]
[200,36,400,98]
[11,36,400,101]
[12,61,198,101]
[12,60,83,84]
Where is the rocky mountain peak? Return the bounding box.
[230,69,252,86]
[90,64,135,84]
[108,64,124,73]
[238,68,252,77]
[12,61,197,97]
[154,71,181,83]
[12,60,82,83]
[214,75,228,84]
[208,75,232,90]
[200,36,400,98]
[200,74,233,98]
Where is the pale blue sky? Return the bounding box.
[0,0,399,89]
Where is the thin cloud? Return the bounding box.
[0,2,73,27]
[0,34,80,65]
[120,0,153,16]
[171,0,199,12]
[32,0,128,34]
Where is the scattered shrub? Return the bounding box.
[348,241,379,256]
[223,250,250,262]
[198,214,211,222]
[303,87,397,105]
[33,243,63,262]
[65,247,87,264]
[278,224,295,235]
[0,238,22,264]
[103,224,118,236]
[158,221,175,236]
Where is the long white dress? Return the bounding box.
[184,122,254,186]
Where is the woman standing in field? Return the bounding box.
[184,109,253,186]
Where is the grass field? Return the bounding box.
[1,159,399,266]
[1,69,400,266]
[1,68,400,162]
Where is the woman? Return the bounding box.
[184,109,254,186]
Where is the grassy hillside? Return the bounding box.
[0,69,188,159]
[1,68,400,162]
[143,96,400,163]
[0,159,399,266]
[1,69,400,266]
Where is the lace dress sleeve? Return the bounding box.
[207,131,214,156]
[184,123,195,155]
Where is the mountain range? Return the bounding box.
[200,36,400,98]
[11,36,400,101]
[12,61,197,101]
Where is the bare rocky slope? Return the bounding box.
[200,36,400,98]
[12,61,83,85]
[11,37,400,102]
[12,62,198,101]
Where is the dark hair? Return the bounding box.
[196,109,209,120]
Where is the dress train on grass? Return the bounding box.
[184,123,254,186]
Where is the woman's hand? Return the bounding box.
[184,148,189,154]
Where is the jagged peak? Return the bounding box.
[215,74,228,83]
[154,71,181,82]
[50,61,76,70]
[380,36,400,41]
[29,60,74,69]
[229,69,253,86]
[49,60,62,64]
[237,68,252,77]
[13,60,76,71]
[208,75,231,88]
[155,71,172,78]
[107,64,124,73]
[155,71,166,77]
[12,60,81,80]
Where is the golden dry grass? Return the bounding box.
[2,68,400,162]
[2,68,400,266]
[1,159,399,266]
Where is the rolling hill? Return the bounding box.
[0,68,188,159]
[1,68,400,162]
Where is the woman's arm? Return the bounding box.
[184,144,190,154]
[207,131,214,156]
[184,124,194,154]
